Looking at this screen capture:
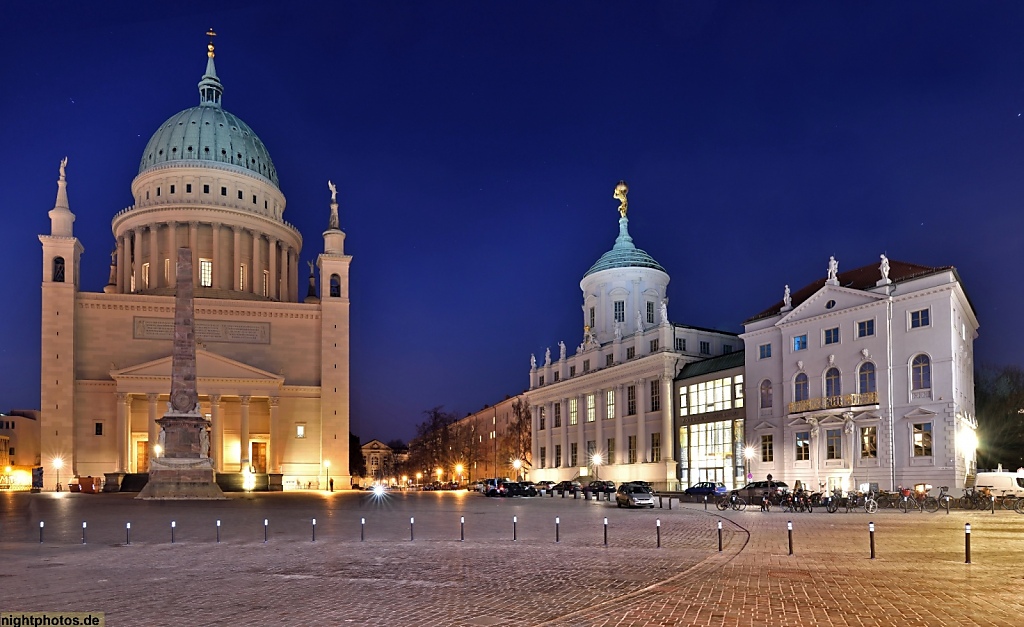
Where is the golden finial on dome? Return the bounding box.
[206,28,217,58]
[613,180,629,217]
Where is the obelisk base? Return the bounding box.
[137,414,226,500]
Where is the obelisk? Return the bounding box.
[137,248,226,499]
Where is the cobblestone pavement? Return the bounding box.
[1,491,1022,626]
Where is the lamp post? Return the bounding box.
[592,453,602,482]
[743,446,755,483]
[436,467,443,486]
[513,459,522,482]
[53,457,64,492]
[455,464,464,487]
[324,460,331,491]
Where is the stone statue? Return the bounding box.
[544,347,551,365]
[783,285,791,309]
[307,259,315,276]
[636,310,644,332]
[110,248,117,264]
[59,156,67,179]
[880,254,890,281]
[328,179,337,203]
[530,354,537,369]
[660,300,669,325]
[807,416,820,439]
[613,180,629,218]
[827,256,839,281]
[614,323,622,341]
[559,341,566,361]
[157,428,166,452]
[199,428,210,458]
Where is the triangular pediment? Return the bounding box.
[752,420,776,430]
[903,407,938,421]
[111,349,284,385]
[777,285,884,326]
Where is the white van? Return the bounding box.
[973,472,1024,497]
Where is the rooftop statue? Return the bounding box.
[880,254,890,281]
[613,180,629,218]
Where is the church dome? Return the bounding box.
[584,215,665,277]
[136,38,279,189]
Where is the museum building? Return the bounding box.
[38,38,352,490]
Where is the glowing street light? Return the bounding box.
[153,444,163,458]
[436,467,443,485]
[455,464,464,486]
[324,460,332,492]
[415,472,422,488]
[52,457,64,492]
[743,446,756,482]
[591,453,602,481]
[512,459,522,482]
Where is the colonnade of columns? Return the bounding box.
[115,222,298,301]
[114,392,281,474]
[533,374,676,472]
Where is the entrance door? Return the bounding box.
[137,443,150,473]
[251,442,267,473]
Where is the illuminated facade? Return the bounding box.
[675,353,746,488]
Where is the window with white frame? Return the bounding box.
[759,343,772,359]
[761,434,773,462]
[647,301,655,324]
[651,432,661,463]
[826,428,842,459]
[627,385,636,415]
[795,431,809,461]
[912,423,932,456]
[142,262,150,289]
[857,319,875,338]
[539,406,545,430]
[650,339,659,352]
[606,390,615,420]
[589,307,595,329]
[164,259,171,283]
[607,437,615,462]
[583,359,590,373]
[262,270,269,297]
[699,341,711,355]
[861,426,877,458]
[675,338,686,351]
[614,300,625,323]
[910,308,930,329]
[794,373,809,402]
[295,424,306,439]
[911,355,931,391]
[793,334,808,351]
[650,380,661,411]
[586,394,595,422]
[554,444,562,467]
[553,403,561,427]
[569,398,578,426]
[628,435,637,464]
[759,380,773,409]
[570,442,578,466]
[539,446,546,468]
[825,368,841,397]
[626,347,635,359]
[605,354,614,367]
[239,264,247,291]
[824,327,840,345]
[199,259,213,287]
[859,363,876,394]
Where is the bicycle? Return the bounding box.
[716,492,747,511]
[998,490,1018,511]
[897,487,938,513]
[936,486,954,512]
[845,490,878,514]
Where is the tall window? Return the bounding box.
[759,380,773,409]
[650,339,659,352]
[793,334,808,351]
[759,343,772,359]
[825,368,841,397]
[675,338,686,351]
[540,446,546,468]
[606,354,614,367]
[606,390,615,420]
[589,307,595,329]
[614,300,625,323]
[583,359,590,373]
[824,327,840,345]
[794,373,809,402]
[539,407,546,430]
[699,341,711,355]
[627,385,636,415]
[795,431,810,461]
[913,423,933,456]
[262,270,269,297]
[199,259,213,287]
[858,320,875,338]
[330,274,341,297]
[651,432,661,463]
[586,394,595,422]
[570,443,578,467]
[570,366,576,377]
[761,434,773,462]
[554,445,562,467]
[569,398,578,426]
[861,426,877,458]
[142,262,150,288]
[912,355,931,390]
[607,438,615,463]
[910,309,930,329]
[164,259,171,283]
[626,347,635,359]
[586,440,596,458]
[238,264,247,291]
[647,301,655,324]
[650,380,661,411]
[554,403,561,428]
[826,428,842,459]
[628,435,637,464]
[859,363,877,394]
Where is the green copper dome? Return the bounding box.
[137,48,279,188]
[584,216,665,277]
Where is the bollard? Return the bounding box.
[869,522,875,559]
[39,521,44,544]
[171,520,176,544]
[787,520,793,556]
[216,520,221,543]
[573,489,578,500]
[991,496,996,515]
[312,518,316,542]
[561,489,565,498]
[656,519,661,548]
[126,522,131,546]
[460,516,465,541]
[361,517,365,542]
[410,517,415,541]
[718,520,723,552]
[669,496,672,510]
[513,516,518,542]
[704,495,708,511]
[659,495,664,509]
[263,519,268,543]
[604,517,608,546]
[556,516,560,543]
[550,488,554,498]
[82,521,87,545]
[965,523,971,564]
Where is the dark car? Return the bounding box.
[587,480,616,493]
[619,480,656,495]
[734,480,789,501]
[495,481,537,497]
[684,481,727,497]
[553,480,582,493]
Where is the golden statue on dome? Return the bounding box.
[614,180,629,217]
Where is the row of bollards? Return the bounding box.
[773,519,975,564]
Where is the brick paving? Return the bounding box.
[1,491,1022,626]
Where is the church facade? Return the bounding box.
[38,38,352,490]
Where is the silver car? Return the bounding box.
[616,484,655,508]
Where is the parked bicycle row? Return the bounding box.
[715,484,1024,514]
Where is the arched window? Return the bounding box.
[825,368,841,397]
[912,355,931,390]
[330,274,341,298]
[759,380,773,409]
[794,373,809,402]
[859,362,876,394]
[52,256,65,283]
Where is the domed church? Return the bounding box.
[38,34,351,491]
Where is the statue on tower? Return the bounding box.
[59,156,68,179]
[327,180,340,230]
[614,180,629,218]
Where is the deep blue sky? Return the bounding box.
[2,2,1022,443]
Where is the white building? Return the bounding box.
[38,38,352,491]
[740,256,979,494]
[528,183,740,490]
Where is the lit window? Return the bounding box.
[586,394,595,422]
[199,259,213,287]
[824,327,840,345]
[164,259,171,283]
[569,398,578,426]
[826,429,842,460]
[759,344,772,359]
[858,320,875,338]
[911,309,930,329]
[794,373,809,402]
[263,270,270,297]
[913,423,932,456]
[238,264,247,291]
[606,390,615,419]
[861,426,877,458]
[296,424,306,439]
[539,407,545,430]
[760,380,773,409]
[761,434,773,462]
[795,431,809,461]
[793,334,808,351]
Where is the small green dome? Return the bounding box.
[584,216,665,277]
[137,50,279,188]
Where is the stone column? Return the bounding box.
[165,221,177,286]
[189,222,199,287]
[251,232,261,296]
[149,224,160,289]
[280,245,289,303]
[212,223,222,289]
[268,237,278,300]
[132,228,143,293]
[290,248,299,302]
[269,397,281,473]
[210,394,223,472]
[637,379,647,464]
[560,399,569,468]
[545,401,554,470]
[531,405,539,473]
[232,226,242,291]
[661,375,674,462]
[239,395,251,471]
[615,384,625,465]
[595,389,604,465]
[116,234,126,293]
[576,394,585,468]
[147,393,159,463]
[116,393,130,473]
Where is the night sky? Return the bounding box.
[2,2,1022,443]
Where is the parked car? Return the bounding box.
[619,480,656,495]
[733,480,790,501]
[535,480,556,492]
[504,482,538,497]
[588,480,616,493]
[553,480,582,493]
[684,481,727,497]
[616,483,656,508]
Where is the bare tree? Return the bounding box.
[976,364,1024,470]
[499,396,532,478]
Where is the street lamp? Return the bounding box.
[324,460,332,492]
[153,444,163,458]
[415,472,422,488]
[52,457,64,492]
[591,453,602,481]
[436,467,443,485]
[455,464,464,486]
[743,446,755,483]
[512,459,522,482]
